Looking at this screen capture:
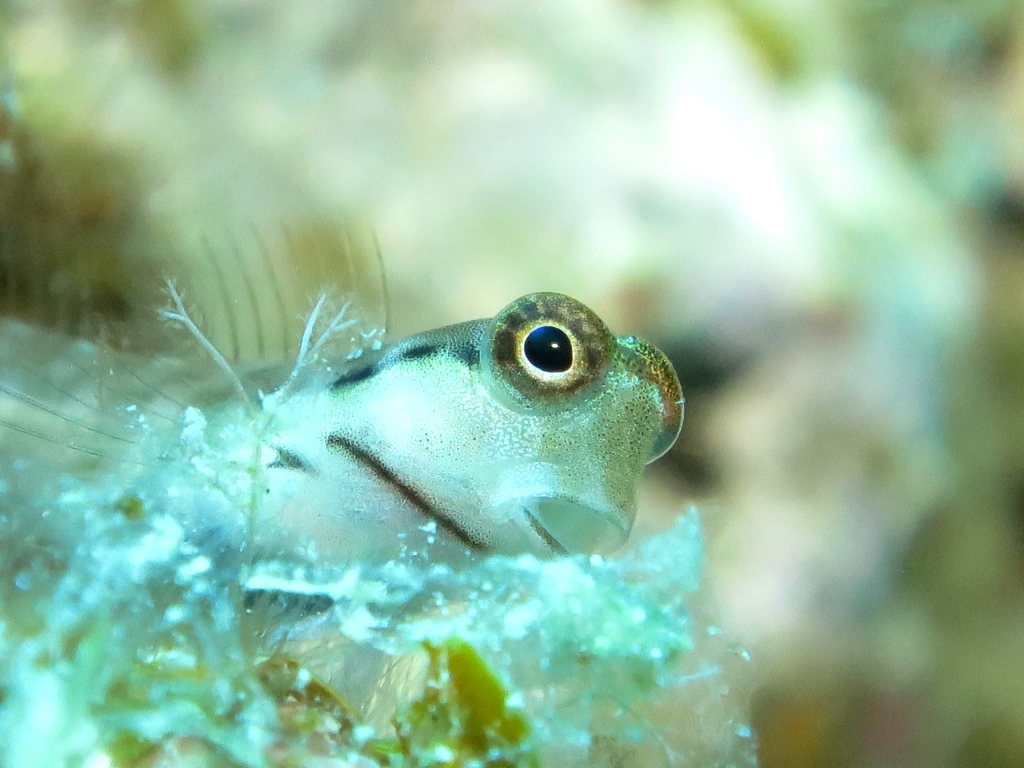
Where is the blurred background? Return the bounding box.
[1,1,1022,765]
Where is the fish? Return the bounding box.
[0,225,684,566]
[0,226,687,739]
[254,290,683,562]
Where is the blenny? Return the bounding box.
[0,230,683,565]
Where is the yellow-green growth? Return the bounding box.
[395,641,538,767]
[115,494,146,521]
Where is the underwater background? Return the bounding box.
[1,0,1023,766]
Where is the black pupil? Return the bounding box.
[523,325,573,373]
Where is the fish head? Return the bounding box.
[262,292,683,562]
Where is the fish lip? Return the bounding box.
[520,496,630,555]
[523,507,569,554]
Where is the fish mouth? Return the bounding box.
[325,437,632,557]
[520,496,630,554]
[486,462,634,555]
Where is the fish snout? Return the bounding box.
[617,336,684,462]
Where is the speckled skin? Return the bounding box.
[260,293,683,563]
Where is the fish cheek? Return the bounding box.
[262,454,431,562]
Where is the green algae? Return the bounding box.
[394,640,538,767]
[115,494,147,522]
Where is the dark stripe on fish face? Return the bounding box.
[385,338,480,369]
[331,338,480,391]
[330,361,378,388]
[524,507,568,554]
[446,340,480,368]
[393,343,437,362]
[325,432,490,553]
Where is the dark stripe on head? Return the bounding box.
[447,341,480,368]
[393,343,438,362]
[325,432,490,553]
[389,339,480,369]
[331,361,377,389]
[524,508,568,554]
[386,340,472,367]
[333,327,481,391]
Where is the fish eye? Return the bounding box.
[522,325,573,373]
[483,292,614,408]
